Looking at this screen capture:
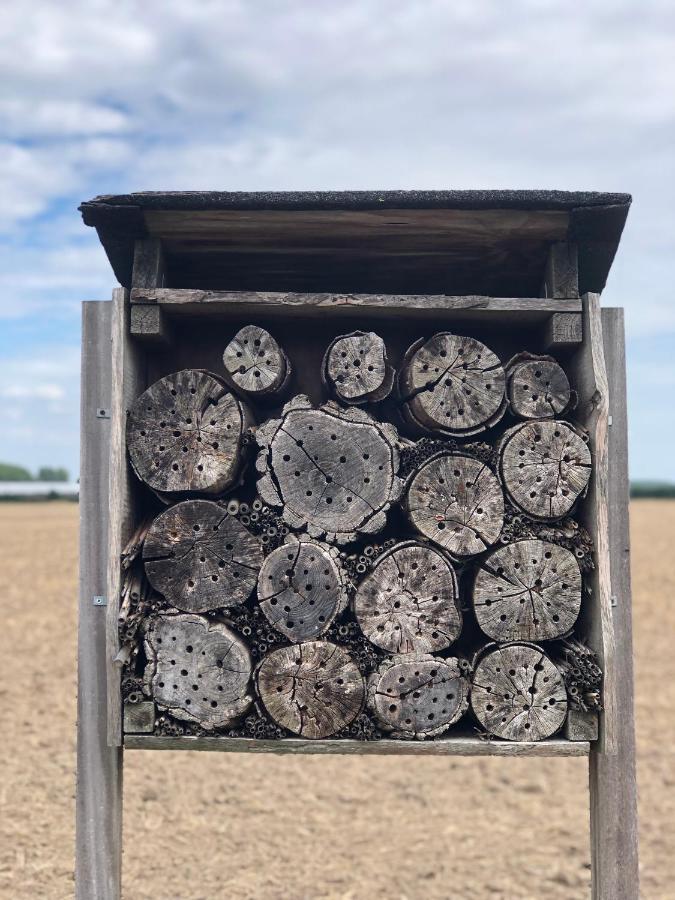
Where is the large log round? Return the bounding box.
[256,535,348,642]
[322,330,394,405]
[126,369,252,497]
[499,420,591,519]
[505,353,571,419]
[354,541,461,654]
[256,395,403,544]
[406,452,504,557]
[399,332,506,437]
[470,642,567,741]
[222,325,291,397]
[144,613,253,730]
[143,500,262,612]
[257,641,365,739]
[471,539,582,642]
[368,653,469,739]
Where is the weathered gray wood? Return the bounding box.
[145,613,253,730]
[131,238,165,289]
[499,420,591,519]
[589,306,639,899]
[544,312,583,348]
[257,641,365,738]
[368,653,469,739]
[125,733,590,756]
[123,700,156,734]
[129,304,171,344]
[143,499,262,612]
[406,452,504,557]
[77,300,122,900]
[505,352,571,419]
[542,241,579,298]
[322,330,394,404]
[257,534,348,642]
[564,708,598,741]
[471,643,568,741]
[256,395,403,544]
[399,332,506,436]
[354,541,461,653]
[222,324,291,396]
[126,369,252,497]
[471,539,582,642]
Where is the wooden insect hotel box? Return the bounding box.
[77,190,638,899]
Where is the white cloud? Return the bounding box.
[1,383,65,400]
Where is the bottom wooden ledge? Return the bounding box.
[124,734,589,757]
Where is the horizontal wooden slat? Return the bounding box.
[124,735,589,757]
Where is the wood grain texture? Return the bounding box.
[123,700,155,734]
[76,300,122,900]
[322,330,394,404]
[129,304,171,344]
[542,241,579,298]
[222,324,291,396]
[505,352,571,419]
[544,312,583,348]
[589,305,639,899]
[564,708,598,741]
[131,238,165,289]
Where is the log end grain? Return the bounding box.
[505,353,572,419]
[322,330,394,404]
[223,325,291,396]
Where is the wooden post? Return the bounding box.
[589,307,639,899]
[76,301,123,900]
[130,238,171,342]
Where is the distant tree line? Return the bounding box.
[630,481,675,498]
[0,463,69,482]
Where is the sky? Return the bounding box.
[0,0,673,481]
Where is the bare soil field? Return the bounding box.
[0,500,672,899]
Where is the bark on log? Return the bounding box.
[354,541,461,653]
[126,369,252,497]
[143,500,262,613]
[256,534,348,642]
[499,420,591,520]
[398,332,506,437]
[321,330,394,405]
[256,395,404,544]
[368,653,469,739]
[406,452,504,557]
[470,642,567,741]
[222,325,291,397]
[471,539,582,642]
[257,641,365,739]
[144,613,253,730]
[505,352,572,419]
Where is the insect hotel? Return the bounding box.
[76,190,638,899]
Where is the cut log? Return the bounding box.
[354,540,461,653]
[321,330,394,404]
[406,452,504,557]
[256,534,348,642]
[256,395,404,544]
[257,641,365,739]
[505,352,571,419]
[471,539,582,642]
[222,325,291,397]
[126,369,252,497]
[470,642,567,741]
[143,500,262,613]
[499,420,591,519]
[398,332,506,437]
[368,653,469,739]
[144,613,253,730]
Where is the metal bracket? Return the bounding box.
[92,595,107,606]
[608,415,613,426]
[96,407,110,419]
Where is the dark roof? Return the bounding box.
[80,189,631,297]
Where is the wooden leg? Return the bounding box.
[76,301,123,899]
[589,308,639,899]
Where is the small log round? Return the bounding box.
[255,395,403,544]
[368,653,469,739]
[257,641,365,739]
[406,452,504,557]
[399,332,506,437]
[354,541,461,653]
[256,535,348,642]
[144,613,253,730]
[223,325,291,397]
[470,642,567,741]
[143,500,262,613]
[126,369,252,497]
[322,331,394,405]
[471,539,582,642]
[505,353,571,419]
[499,420,591,520]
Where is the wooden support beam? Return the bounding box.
[564,709,599,741]
[542,241,579,298]
[129,303,171,343]
[131,238,165,289]
[544,311,583,349]
[123,700,155,734]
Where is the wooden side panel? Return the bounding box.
[106,288,146,746]
[589,307,639,900]
[76,301,122,900]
